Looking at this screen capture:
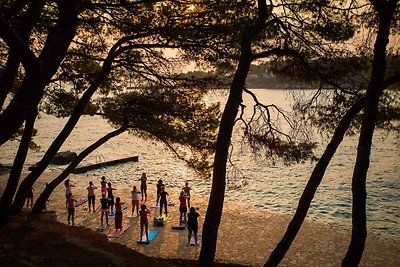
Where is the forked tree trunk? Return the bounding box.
[0,111,37,226]
[32,127,126,214]
[265,98,364,266]
[342,2,395,266]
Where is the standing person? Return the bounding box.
[107,182,116,213]
[182,182,191,209]
[139,204,150,242]
[187,207,200,246]
[156,179,164,205]
[25,186,35,208]
[100,193,109,226]
[139,172,147,201]
[179,191,188,226]
[86,181,97,212]
[114,197,124,231]
[100,176,107,196]
[131,185,140,216]
[159,186,169,216]
[64,179,74,208]
[67,193,76,226]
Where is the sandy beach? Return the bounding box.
[1,170,399,266]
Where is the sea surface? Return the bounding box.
[1,89,399,237]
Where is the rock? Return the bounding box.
[51,151,77,165]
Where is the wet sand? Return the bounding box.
[1,170,399,266]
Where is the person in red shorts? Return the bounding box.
[114,197,124,231]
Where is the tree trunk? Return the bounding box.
[198,57,251,267]
[198,2,271,264]
[341,2,395,266]
[0,0,45,109]
[32,127,126,214]
[0,111,37,226]
[265,98,364,266]
[10,46,117,215]
[0,0,79,146]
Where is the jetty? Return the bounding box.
[72,156,138,174]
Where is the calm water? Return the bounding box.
[1,89,399,236]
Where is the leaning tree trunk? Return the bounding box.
[0,0,79,146]
[0,111,37,226]
[198,1,270,265]
[9,42,119,214]
[265,98,364,266]
[341,2,395,266]
[32,127,126,214]
[0,0,45,109]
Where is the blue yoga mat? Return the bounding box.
[137,229,158,244]
[109,204,127,216]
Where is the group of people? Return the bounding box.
[63,172,200,246]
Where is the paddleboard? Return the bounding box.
[108,204,127,216]
[136,229,158,244]
[107,223,131,238]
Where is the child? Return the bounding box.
[114,197,124,231]
[159,186,169,216]
[100,176,107,196]
[187,207,200,246]
[182,182,191,209]
[107,182,116,213]
[67,193,76,226]
[179,191,188,226]
[156,179,164,205]
[86,181,97,212]
[26,186,35,208]
[64,179,74,208]
[139,172,147,201]
[139,204,150,242]
[131,186,140,216]
[100,193,109,226]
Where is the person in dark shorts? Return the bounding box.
[86,181,97,212]
[26,186,35,208]
[187,207,200,246]
[159,186,169,216]
[139,204,150,242]
[139,172,147,201]
[100,194,109,226]
[67,193,76,226]
[107,182,116,213]
[156,179,164,205]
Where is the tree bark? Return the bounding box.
[265,98,364,266]
[0,0,79,146]
[341,1,395,266]
[0,111,37,226]
[198,1,269,265]
[0,0,45,109]
[10,43,119,215]
[32,127,126,214]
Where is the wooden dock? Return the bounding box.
[72,156,138,174]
